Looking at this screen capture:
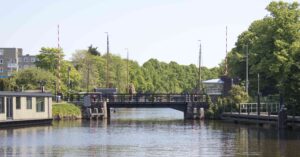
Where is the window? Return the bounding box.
[0,59,3,64]
[27,97,32,109]
[0,49,3,56]
[0,97,4,113]
[0,68,3,73]
[31,57,35,62]
[36,97,45,112]
[24,58,28,62]
[16,97,21,109]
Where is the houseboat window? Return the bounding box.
[16,97,21,109]
[36,97,45,112]
[27,97,32,109]
[0,97,4,113]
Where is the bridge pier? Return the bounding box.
[184,103,194,119]
[103,101,110,119]
[184,103,205,119]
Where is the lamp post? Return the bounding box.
[257,73,261,116]
[126,48,129,93]
[245,45,249,95]
[53,81,57,102]
[67,66,71,102]
[37,80,46,93]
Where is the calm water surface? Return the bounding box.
[1,109,300,157]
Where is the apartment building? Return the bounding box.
[0,48,36,78]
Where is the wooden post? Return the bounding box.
[103,101,110,119]
[247,104,250,115]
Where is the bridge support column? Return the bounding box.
[184,103,194,119]
[200,108,205,120]
[103,101,110,119]
[278,98,287,129]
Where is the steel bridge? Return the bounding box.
[70,93,209,119]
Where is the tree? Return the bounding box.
[9,68,56,92]
[72,50,103,91]
[227,1,300,98]
[88,45,101,56]
[35,47,64,73]
[229,85,249,104]
[35,47,81,95]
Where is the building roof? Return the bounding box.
[0,91,52,97]
[203,78,224,84]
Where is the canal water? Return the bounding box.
[1,109,300,157]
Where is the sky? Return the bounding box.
[0,0,296,68]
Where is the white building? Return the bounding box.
[0,91,52,125]
[203,79,224,95]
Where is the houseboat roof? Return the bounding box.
[0,91,52,97]
[203,78,224,84]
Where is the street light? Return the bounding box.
[244,45,249,95]
[37,80,46,93]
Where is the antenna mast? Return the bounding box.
[224,26,228,75]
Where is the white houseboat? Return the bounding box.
[0,91,52,127]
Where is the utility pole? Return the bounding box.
[245,45,249,95]
[67,66,71,102]
[105,32,110,88]
[198,40,202,92]
[87,64,90,92]
[257,73,261,116]
[126,48,129,93]
[57,25,61,96]
[257,73,260,95]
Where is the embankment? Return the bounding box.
[52,102,82,120]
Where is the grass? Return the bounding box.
[52,102,81,118]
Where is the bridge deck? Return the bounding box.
[72,93,209,110]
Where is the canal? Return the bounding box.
[1,109,300,156]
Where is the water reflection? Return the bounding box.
[0,109,300,156]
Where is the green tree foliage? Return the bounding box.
[11,46,221,95]
[87,45,101,56]
[72,50,103,92]
[35,47,81,95]
[9,68,56,92]
[0,78,13,91]
[60,61,82,93]
[35,47,64,73]
[71,50,221,93]
[227,1,300,99]
[229,85,249,104]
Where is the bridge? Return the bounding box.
[70,93,209,119]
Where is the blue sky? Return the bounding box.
[0,0,296,67]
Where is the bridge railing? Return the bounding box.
[69,93,208,104]
[236,103,279,115]
[103,94,207,103]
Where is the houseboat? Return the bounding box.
[0,91,52,128]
